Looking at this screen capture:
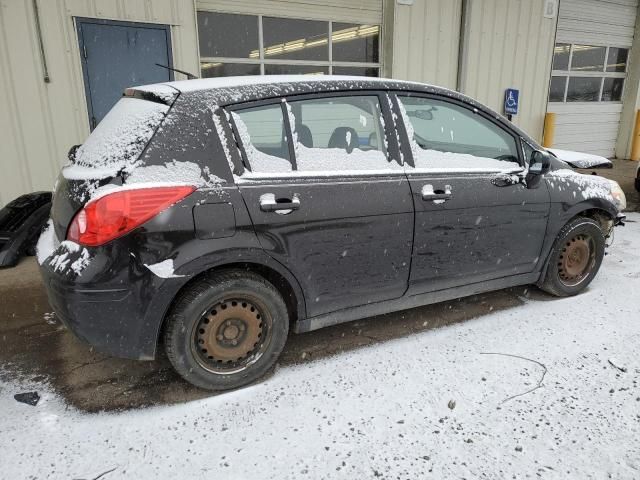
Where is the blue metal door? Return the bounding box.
[76,18,173,129]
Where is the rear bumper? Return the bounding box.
[39,245,184,361]
[42,273,145,359]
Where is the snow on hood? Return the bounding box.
[548,149,612,169]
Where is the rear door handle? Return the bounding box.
[421,184,452,202]
[259,193,301,213]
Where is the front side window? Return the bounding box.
[397,96,520,170]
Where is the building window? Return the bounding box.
[549,43,628,102]
[197,12,381,78]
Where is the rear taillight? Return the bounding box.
[67,185,196,246]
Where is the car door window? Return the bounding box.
[397,95,520,170]
[231,104,293,173]
[287,95,398,172]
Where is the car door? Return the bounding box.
[391,93,550,295]
[229,92,414,318]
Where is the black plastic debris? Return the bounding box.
[14,391,40,406]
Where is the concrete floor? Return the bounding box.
[1,160,638,412]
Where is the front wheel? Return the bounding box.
[164,270,289,391]
[540,217,606,297]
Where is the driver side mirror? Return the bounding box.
[526,150,551,188]
[529,150,551,175]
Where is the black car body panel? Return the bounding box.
[0,191,51,268]
[38,76,624,360]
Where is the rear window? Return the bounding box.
[73,97,169,174]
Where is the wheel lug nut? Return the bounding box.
[217,335,223,341]
[231,339,237,346]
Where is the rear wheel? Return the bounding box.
[164,270,289,391]
[540,217,606,297]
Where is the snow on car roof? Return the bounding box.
[137,75,436,94]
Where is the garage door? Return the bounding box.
[546,0,638,157]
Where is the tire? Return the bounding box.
[540,217,606,297]
[163,270,289,391]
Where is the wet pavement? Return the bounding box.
[1,159,638,412]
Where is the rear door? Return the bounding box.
[229,92,414,318]
[393,93,550,295]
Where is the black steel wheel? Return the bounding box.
[540,217,605,297]
[164,270,289,391]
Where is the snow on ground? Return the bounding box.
[2,214,640,479]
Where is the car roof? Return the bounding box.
[140,75,433,94]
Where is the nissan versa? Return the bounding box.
[38,76,626,391]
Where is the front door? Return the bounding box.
[229,93,414,318]
[393,93,550,295]
[76,18,173,129]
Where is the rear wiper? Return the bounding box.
[155,63,198,80]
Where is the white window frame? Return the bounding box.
[198,13,382,77]
[550,43,628,103]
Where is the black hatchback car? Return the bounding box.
[38,76,626,390]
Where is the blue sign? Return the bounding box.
[504,88,519,115]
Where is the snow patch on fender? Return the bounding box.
[144,259,185,279]
[48,241,91,275]
[547,169,614,202]
[36,220,59,265]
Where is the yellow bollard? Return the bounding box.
[542,112,556,148]
[630,110,640,161]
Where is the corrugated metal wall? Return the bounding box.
[555,0,638,47]
[460,0,557,141]
[196,0,383,23]
[0,0,199,207]
[391,0,462,90]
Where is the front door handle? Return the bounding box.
[421,184,452,202]
[259,193,301,213]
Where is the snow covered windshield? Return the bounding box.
[70,97,169,178]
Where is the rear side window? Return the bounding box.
[74,97,168,174]
[231,104,293,173]
[397,96,520,170]
[230,94,397,175]
[287,95,392,172]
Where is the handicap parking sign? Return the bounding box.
[504,88,519,115]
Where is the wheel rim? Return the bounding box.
[557,234,596,287]
[192,296,272,375]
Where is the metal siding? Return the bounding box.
[0,0,199,208]
[556,0,639,47]
[391,0,461,90]
[461,0,556,141]
[196,0,383,24]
